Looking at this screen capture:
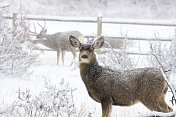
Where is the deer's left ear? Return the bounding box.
[92,36,104,49]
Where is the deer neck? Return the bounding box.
[41,34,50,39]
[79,57,102,83]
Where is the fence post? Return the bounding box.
[12,13,17,39]
[97,15,103,54]
[97,16,103,36]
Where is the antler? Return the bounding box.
[29,22,38,36]
[30,20,46,36]
[37,19,46,31]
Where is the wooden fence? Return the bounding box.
[3,13,176,55]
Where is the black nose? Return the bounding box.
[82,55,88,59]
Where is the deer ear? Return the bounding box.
[69,35,81,48]
[92,36,104,49]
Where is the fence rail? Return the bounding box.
[3,14,97,23]
[85,36,173,42]
[4,14,176,42]
[33,48,150,56]
[4,13,176,56]
[3,14,176,26]
[103,18,176,27]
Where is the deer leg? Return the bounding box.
[142,100,162,117]
[142,100,162,112]
[100,97,113,117]
[159,96,173,113]
[61,50,66,65]
[142,100,174,117]
[57,47,61,65]
[70,47,77,66]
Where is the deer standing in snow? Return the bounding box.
[69,35,173,117]
[31,23,84,65]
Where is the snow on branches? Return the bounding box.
[0,14,38,77]
[97,38,133,70]
[149,31,176,72]
[1,79,77,117]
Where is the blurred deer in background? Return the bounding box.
[30,22,84,66]
[69,35,173,117]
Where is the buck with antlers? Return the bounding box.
[30,22,84,66]
[69,35,173,117]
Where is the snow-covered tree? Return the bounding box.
[98,38,133,70]
[149,31,176,72]
[0,11,38,77]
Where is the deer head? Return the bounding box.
[30,21,47,39]
[69,35,104,64]
[36,28,47,39]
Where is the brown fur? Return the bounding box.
[69,35,173,117]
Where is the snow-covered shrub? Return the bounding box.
[0,13,38,77]
[148,32,176,72]
[0,79,94,117]
[97,38,133,70]
[4,79,76,117]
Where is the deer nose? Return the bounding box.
[82,55,88,59]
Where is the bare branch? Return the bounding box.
[160,68,176,105]
[104,41,120,64]
[149,41,165,70]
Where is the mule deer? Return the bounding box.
[31,23,84,65]
[69,35,173,117]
